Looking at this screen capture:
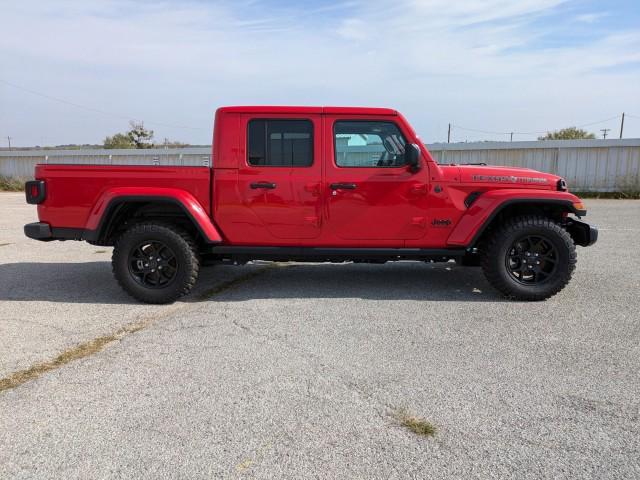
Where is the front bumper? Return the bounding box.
[566,218,598,247]
[24,222,53,241]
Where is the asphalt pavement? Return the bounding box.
[0,192,638,479]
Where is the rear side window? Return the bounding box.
[334,121,406,167]
[247,119,313,167]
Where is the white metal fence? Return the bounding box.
[2,139,639,192]
[0,148,212,178]
[428,139,640,192]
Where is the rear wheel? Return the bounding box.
[481,216,576,301]
[112,222,199,304]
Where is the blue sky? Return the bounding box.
[1,0,639,146]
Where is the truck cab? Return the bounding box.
[25,106,597,303]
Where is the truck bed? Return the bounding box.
[33,164,211,230]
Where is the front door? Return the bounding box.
[323,117,428,243]
[238,114,322,241]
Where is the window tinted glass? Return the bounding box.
[334,121,407,167]
[247,119,313,167]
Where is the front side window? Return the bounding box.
[247,119,313,167]
[334,121,407,167]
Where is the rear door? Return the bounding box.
[237,114,322,241]
[323,116,429,243]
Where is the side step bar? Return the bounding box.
[207,246,465,262]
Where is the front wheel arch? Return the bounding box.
[468,199,578,249]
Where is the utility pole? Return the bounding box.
[6,136,11,151]
[447,123,451,143]
[600,128,610,139]
[510,132,513,142]
[620,112,625,139]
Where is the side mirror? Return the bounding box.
[405,143,421,173]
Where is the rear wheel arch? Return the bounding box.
[94,197,208,247]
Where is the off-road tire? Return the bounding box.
[481,216,576,301]
[112,222,199,304]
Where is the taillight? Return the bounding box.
[25,180,46,204]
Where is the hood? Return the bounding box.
[453,164,561,189]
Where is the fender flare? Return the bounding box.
[84,187,223,243]
[447,190,584,248]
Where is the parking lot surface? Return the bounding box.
[1,192,639,479]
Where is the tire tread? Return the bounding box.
[481,215,576,301]
[112,222,199,304]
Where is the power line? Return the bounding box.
[0,78,206,131]
[452,114,623,138]
[575,115,621,128]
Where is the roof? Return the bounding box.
[216,106,398,116]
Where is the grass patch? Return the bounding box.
[0,321,148,393]
[0,176,26,192]
[393,408,437,437]
[573,191,640,199]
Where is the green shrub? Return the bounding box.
[0,176,26,192]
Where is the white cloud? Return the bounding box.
[0,0,638,146]
[575,12,609,23]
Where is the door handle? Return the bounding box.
[250,182,276,189]
[330,183,357,190]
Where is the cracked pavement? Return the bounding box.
[1,192,639,478]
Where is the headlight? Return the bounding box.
[557,178,568,191]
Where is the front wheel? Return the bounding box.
[481,216,577,301]
[112,222,200,304]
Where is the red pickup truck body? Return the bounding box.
[25,106,597,303]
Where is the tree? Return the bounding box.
[104,121,155,149]
[103,132,135,149]
[538,127,596,140]
[127,121,154,148]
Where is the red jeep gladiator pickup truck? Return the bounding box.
[24,106,597,303]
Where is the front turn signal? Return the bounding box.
[573,201,586,212]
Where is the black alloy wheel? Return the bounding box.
[128,241,178,289]
[505,235,558,285]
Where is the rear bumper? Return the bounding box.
[566,218,598,247]
[24,222,53,241]
[24,223,87,242]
